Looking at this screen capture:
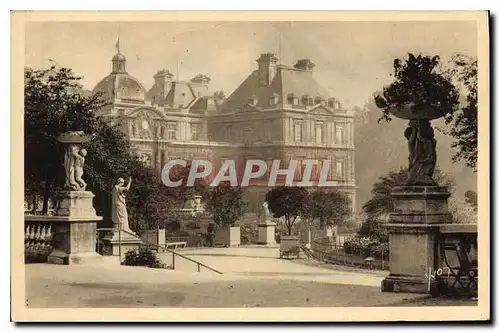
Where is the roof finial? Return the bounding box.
[115,37,120,54]
[115,24,121,53]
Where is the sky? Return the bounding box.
[24,21,477,108]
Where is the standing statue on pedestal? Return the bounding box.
[112,177,133,233]
[261,201,271,222]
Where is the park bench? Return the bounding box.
[165,242,187,250]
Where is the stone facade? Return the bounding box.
[92,50,356,213]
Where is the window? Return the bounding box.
[269,94,279,106]
[167,122,177,140]
[131,123,137,137]
[295,159,303,181]
[335,123,344,144]
[191,123,199,140]
[287,93,295,105]
[294,121,303,142]
[336,159,345,180]
[226,126,232,141]
[346,122,352,146]
[315,122,323,144]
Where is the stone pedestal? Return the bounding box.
[101,230,143,256]
[257,221,276,245]
[215,226,240,247]
[26,190,104,265]
[381,186,452,294]
[141,229,166,252]
[54,191,97,217]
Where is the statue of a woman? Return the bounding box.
[112,177,133,233]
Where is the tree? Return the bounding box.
[24,66,172,232]
[464,190,478,211]
[442,54,478,170]
[306,190,352,228]
[265,186,307,236]
[205,182,247,228]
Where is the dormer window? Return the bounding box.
[287,93,298,105]
[314,96,323,105]
[248,95,258,106]
[269,93,279,106]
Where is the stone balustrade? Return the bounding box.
[25,219,54,262]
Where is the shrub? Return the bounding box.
[122,247,168,269]
[343,236,389,259]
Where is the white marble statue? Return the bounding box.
[112,177,133,233]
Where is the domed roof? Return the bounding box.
[92,51,146,102]
[93,73,146,102]
[112,53,126,61]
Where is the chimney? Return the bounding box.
[294,59,315,72]
[256,53,279,87]
[153,69,173,96]
[191,74,211,85]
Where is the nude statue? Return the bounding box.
[64,144,80,191]
[74,148,87,190]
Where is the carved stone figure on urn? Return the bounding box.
[404,119,437,186]
[60,132,90,191]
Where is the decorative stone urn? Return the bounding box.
[280,235,300,251]
[381,106,453,294]
[25,131,104,265]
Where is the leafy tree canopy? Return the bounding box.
[301,190,352,228]
[205,182,247,228]
[265,186,307,236]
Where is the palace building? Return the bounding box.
[92,49,357,212]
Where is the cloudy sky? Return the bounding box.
[25,20,477,108]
